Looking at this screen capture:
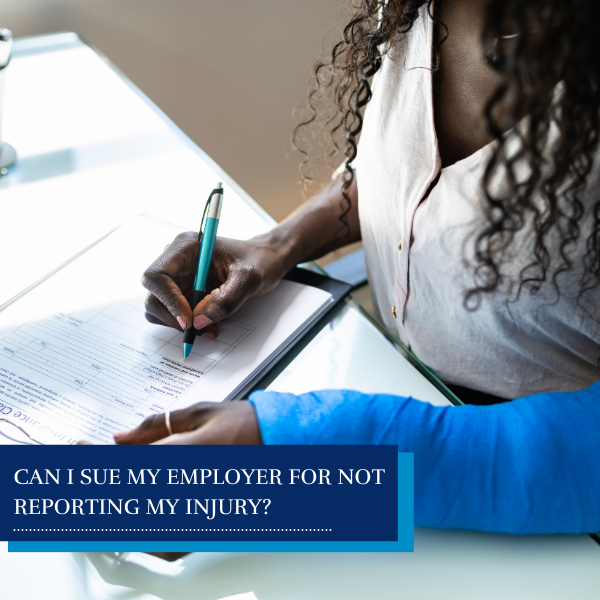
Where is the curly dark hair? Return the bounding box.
[293,0,600,311]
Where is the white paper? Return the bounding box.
[218,594,258,600]
[0,215,332,444]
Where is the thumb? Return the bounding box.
[192,267,261,329]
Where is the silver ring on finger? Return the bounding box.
[165,411,174,436]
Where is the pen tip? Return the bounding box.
[183,356,186,361]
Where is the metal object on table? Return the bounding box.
[0,27,17,174]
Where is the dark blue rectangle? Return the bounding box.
[1,445,398,542]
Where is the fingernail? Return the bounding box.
[177,316,187,330]
[193,315,213,330]
[201,332,216,340]
[113,432,127,439]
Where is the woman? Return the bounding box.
[115,0,600,534]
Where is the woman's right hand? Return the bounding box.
[142,232,289,335]
[142,174,361,335]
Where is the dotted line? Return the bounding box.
[14,528,332,532]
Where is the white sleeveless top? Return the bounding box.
[356,5,600,398]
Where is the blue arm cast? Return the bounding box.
[249,383,600,534]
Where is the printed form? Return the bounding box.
[0,216,332,444]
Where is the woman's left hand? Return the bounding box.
[113,401,263,445]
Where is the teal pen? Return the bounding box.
[182,182,224,359]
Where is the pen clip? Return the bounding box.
[198,185,224,241]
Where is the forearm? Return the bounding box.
[261,171,361,272]
[249,385,600,534]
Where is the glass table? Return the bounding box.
[0,32,598,600]
[0,31,457,435]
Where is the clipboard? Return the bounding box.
[231,267,352,400]
[0,215,353,445]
